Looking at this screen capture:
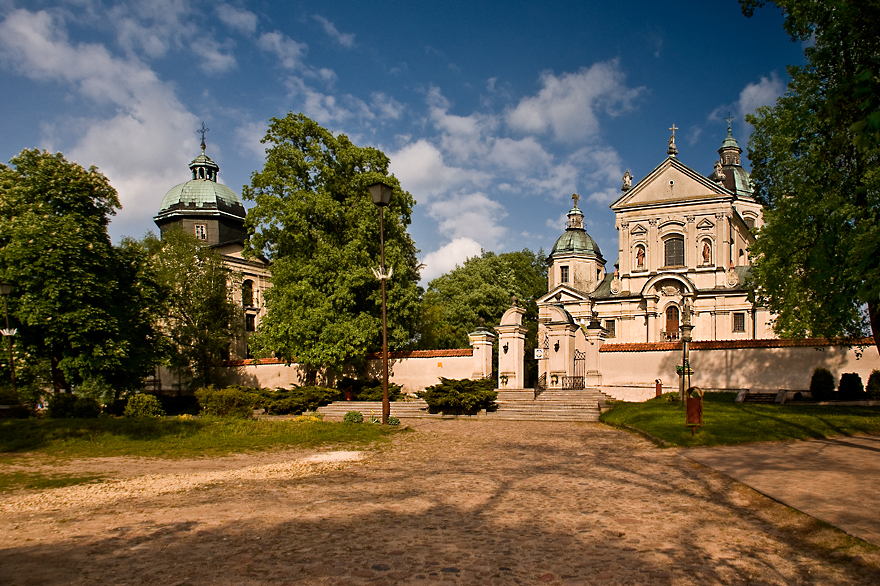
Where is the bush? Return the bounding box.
[47,393,101,419]
[0,387,29,418]
[417,377,497,414]
[838,373,865,400]
[257,386,342,415]
[343,410,364,423]
[866,370,880,400]
[195,386,259,418]
[387,416,400,426]
[809,368,836,402]
[337,377,403,401]
[124,394,166,418]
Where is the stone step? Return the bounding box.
[743,392,778,404]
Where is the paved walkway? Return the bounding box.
[2,421,879,585]
[683,433,880,547]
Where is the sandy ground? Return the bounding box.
[1,420,878,585]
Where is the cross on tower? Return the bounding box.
[725,114,734,131]
[669,124,678,142]
[197,122,210,152]
[572,193,580,207]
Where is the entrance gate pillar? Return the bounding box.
[581,318,606,386]
[495,300,527,389]
[467,321,496,380]
[546,320,578,388]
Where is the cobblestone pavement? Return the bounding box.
[1,420,879,585]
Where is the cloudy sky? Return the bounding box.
[0,0,804,284]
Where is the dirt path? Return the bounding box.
[1,420,878,585]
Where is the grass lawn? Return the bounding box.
[0,416,399,460]
[600,392,880,448]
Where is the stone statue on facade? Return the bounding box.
[621,170,633,192]
[713,160,726,182]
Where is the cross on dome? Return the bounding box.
[197,122,210,154]
[572,193,580,208]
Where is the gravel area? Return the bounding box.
[1,420,878,585]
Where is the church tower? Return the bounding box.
[547,194,606,293]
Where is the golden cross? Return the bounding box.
[572,193,580,207]
[669,124,678,140]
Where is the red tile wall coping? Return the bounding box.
[221,348,473,367]
[600,337,876,353]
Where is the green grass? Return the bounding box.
[0,416,399,459]
[600,392,880,448]
[0,471,104,493]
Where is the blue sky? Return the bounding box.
[0,0,805,284]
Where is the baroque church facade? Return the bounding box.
[535,123,774,388]
[154,138,270,358]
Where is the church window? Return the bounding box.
[666,306,680,334]
[560,265,569,283]
[194,224,207,240]
[733,312,746,332]
[744,216,756,229]
[242,280,254,307]
[604,319,616,338]
[246,314,256,332]
[664,236,685,267]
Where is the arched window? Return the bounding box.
[743,216,756,230]
[666,306,680,333]
[664,236,685,267]
[241,280,254,307]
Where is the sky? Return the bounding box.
[0,0,806,285]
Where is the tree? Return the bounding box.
[242,113,421,377]
[144,228,244,389]
[741,1,880,354]
[0,149,162,395]
[418,249,547,383]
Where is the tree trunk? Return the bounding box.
[50,350,69,393]
[869,300,880,358]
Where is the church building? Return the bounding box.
[535,122,774,389]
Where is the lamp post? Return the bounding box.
[679,297,694,401]
[367,182,393,425]
[0,282,17,398]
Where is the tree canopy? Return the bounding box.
[243,113,421,376]
[0,149,162,395]
[742,0,880,353]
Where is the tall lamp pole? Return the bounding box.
[368,182,393,425]
[0,282,17,398]
[679,297,694,401]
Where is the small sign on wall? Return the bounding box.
[534,349,545,360]
[437,362,443,368]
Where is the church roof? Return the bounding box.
[548,198,603,259]
[155,147,245,220]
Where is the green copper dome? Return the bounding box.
[550,228,602,257]
[156,149,245,218]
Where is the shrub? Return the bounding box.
[387,416,400,426]
[47,393,101,419]
[368,414,381,424]
[0,387,29,418]
[195,386,259,418]
[259,386,341,415]
[337,377,403,401]
[124,394,166,418]
[866,370,880,399]
[417,377,498,414]
[343,410,364,423]
[809,368,836,402]
[838,373,865,400]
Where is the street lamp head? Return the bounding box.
[367,182,393,207]
[0,282,13,296]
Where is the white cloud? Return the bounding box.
[486,137,553,172]
[217,4,258,35]
[371,92,405,120]
[235,120,268,159]
[0,8,198,236]
[506,60,644,142]
[389,139,491,201]
[190,37,236,73]
[312,15,355,49]
[420,237,483,283]
[258,31,307,69]
[737,71,784,117]
[428,191,507,249]
[425,86,496,163]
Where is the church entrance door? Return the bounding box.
[563,349,585,390]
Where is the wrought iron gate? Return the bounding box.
[562,349,585,390]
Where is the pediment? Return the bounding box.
[611,157,733,211]
[537,284,590,306]
[696,218,715,230]
[629,223,647,235]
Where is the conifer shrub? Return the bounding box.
[123,394,166,418]
[417,377,497,414]
[343,410,364,423]
[258,386,342,415]
[867,370,880,399]
[337,377,403,401]
[195,386,259,418]
[809,368,836,402]
[47,393,101,419]
[838,373,865,400]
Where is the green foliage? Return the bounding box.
[123,394,166,418]
[338,377,403,401]
[741,1,880,352]
[195,386,258,418]
[416,377,497,414]
[866,370,880,399]
[0,149,163,394]
[243,113,422,375]
[343,410,364,423]
[387,416,400,426]
[601,391,880,447]
[809,368,836,402]
[838,373,865,400]
[46,393,101,419]
[258,386,341,415]
[0,387,29,418]
[143,229,244,389]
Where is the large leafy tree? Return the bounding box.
[0,149,163,394]
[243,113,421,377]
[741,1,880,353]
[144,228,244,389]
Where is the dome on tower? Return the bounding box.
[708,119,754,198]
[156,150,245,218]
[549,200,603,259]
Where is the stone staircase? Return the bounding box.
[316,388,606,422]
[742,391,779,404]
